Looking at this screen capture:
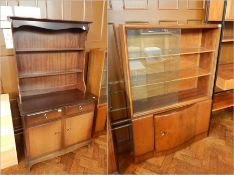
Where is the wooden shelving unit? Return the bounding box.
[207,0,234,111]
[119,24,220,161]
[10,17,96,167]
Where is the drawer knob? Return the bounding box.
[58,109,62,112]
[160,131,167,137]
[44,113,48,119]
[79,106,83,110]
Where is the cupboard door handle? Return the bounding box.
[54,131,61,135]
[160,131,167,137]
[79,106,83,110]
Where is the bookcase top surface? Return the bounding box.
[19,89,96,116]
[122,24,221,29]
[10,16,91,30]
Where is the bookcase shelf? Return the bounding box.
[216,63,234,91]
[128,47,215,60]
[19,69,83,79]
[222,36,234,42]
[213,90,234,111]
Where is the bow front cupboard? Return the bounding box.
[119,24,221,162]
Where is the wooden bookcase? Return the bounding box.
[10,17,97,167]
[207,0,234,111]
[119,24,221,161]
[87,49,107,136]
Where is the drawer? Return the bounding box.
[24,108,63,127]
[65,103,95,116]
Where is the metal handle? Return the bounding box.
[79,106,83,110]
[44,113,48,119]
[54,131,61,135]
[160,131,167,137]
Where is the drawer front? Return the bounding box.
[65,103,95,116]
[154,104,197,152]
[25,108,63,127]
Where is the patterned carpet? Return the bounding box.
[120,108,234,174]
[1,134,107,174]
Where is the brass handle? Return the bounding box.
[79,106,83,110]
[160,131,167,137]
[58,109,62,112]
[44,113,48,119]
[54,131,61,135]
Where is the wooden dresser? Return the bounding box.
[119,24,221,162]
[10,17,96,167]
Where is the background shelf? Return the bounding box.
[131,67,211,87]
[216,63,234,90]
[213,91,234,111]
[19,69,83,79]
[128,47,215,60]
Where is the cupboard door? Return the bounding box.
[64,112,94,147]
[195,100,211,134]
[27,120,62,159]
[94,104,107,133]
[132,115,154,156]
[154,104,197,152]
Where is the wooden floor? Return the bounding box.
[119,108,234,174]
[1,134,107,174]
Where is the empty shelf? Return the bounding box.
[216,63,234,91]
[213,91,234,111]
[131,67,211,87]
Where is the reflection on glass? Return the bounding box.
[127,28,181,113]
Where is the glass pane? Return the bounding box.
[99,56,107,104]
[126,28,181,114]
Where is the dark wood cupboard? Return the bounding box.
[10,17,96,167]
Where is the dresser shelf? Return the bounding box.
[16,48,84,53]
